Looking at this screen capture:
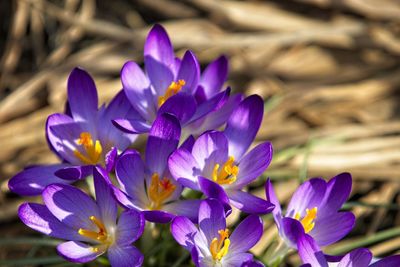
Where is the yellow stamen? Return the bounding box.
[158,79,186,107]
[210,229,231,261]
[212,156,239,185]
[148,173,176,210]
[78,216,108,242]
[73,132,103,164]
[294,207,318,233]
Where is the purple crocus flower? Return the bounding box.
[9,68,137,195]
[113,24,241,139]
[18,167,145,266]
[168,95,274,214]
[265,173,356,249]
[171,199,263,267]
[110,113,201,223]
[296,232,400,267]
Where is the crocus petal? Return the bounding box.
[223,253,253,267]
[227,190,274,214]
[199,177,230,206]
[337,248,372,267]
[320,173,352,216]
[191,131,228,173]
[9,164,71,196]
[370,255,400,267]
[116,209,145,245]
[121,61,155,120]
[46,113,73,160]
[105,147,118,173]
[57,241,105,263]
[143,210,175,224]
[229,215,263,253]
[97,90,138,148]
[200,55,228,98]
[93,167,118,227]
[286,178,327,218]
[145,56,174,96]
[18,203,81,241]
[198,198,226,244]
[265,178,282,218]
[171,216,198,251]
[224,95,264,160]
[164,200,201,222]
[158,93,197,124]
[43,183,100,230]
[108,245,144,267]
[67,68,98,122]
[55,165,92,180]
[311,212,355,247]
[297,233,328,267]
[144,24,174,67]
[234,142,273,189]
[281,217,305,246]
[112,187,144,211]
[112,118,151,134]
[146,113,181,175]
[180,135,195,152]
[168,148,200,190]
[115,149,148,206]
[188,88,230,124]
[176,50,200,94]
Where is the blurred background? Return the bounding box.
[0,0,399,266]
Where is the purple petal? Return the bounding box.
[265,178,282,218]
[108,245,144,267]
[9,164,71,196]
[146,113,181,175]
[164,200,201,222]
[241,260,265,267]
[144,24,174,67]
[46,113,73,160]
[144,56,174,96]
[224,95,264,160]
[281,217,305,246]
[234,142,273,189]
[320,173,352,216]
[112,187,144,211]
[143,210,175,224]
[180,135,195,152]
[105,147,118,173]
[337,248,372,267]
[199,177,230,206]
[176,50,200,94]
[115,149,147,205]
[223,253,253,266]
[18,203,81,240]
[312,211,355,246]
[97,90,138,148]
[370,255,400,267]
[116,209,145,245]
[171,216,198,251]
[55,165,92,180]
[287,178,327,218]
[297,233,328,267]
[57,241,104,263]
[200,55,228,98]
[67,68,98,122]
[121,61,155,120]
[42,183,100,230]
[112,118,151,134]
[228,190,274,214]
[168,148,200,190]
[191,131,228,173]
[198,199,226,244]
[189,88,230,124]
[93,167,118,227]
[229,215,263,253]
[158,93,196,124]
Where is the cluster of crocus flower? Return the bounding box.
[9,24,399,267]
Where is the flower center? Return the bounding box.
[148,173,176,210]
[212,156,239,185]
[158,79,186,107]
[210,229,231,261]
[78,216,109,245]
[74,132,103,165]
[294,207,318,233]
